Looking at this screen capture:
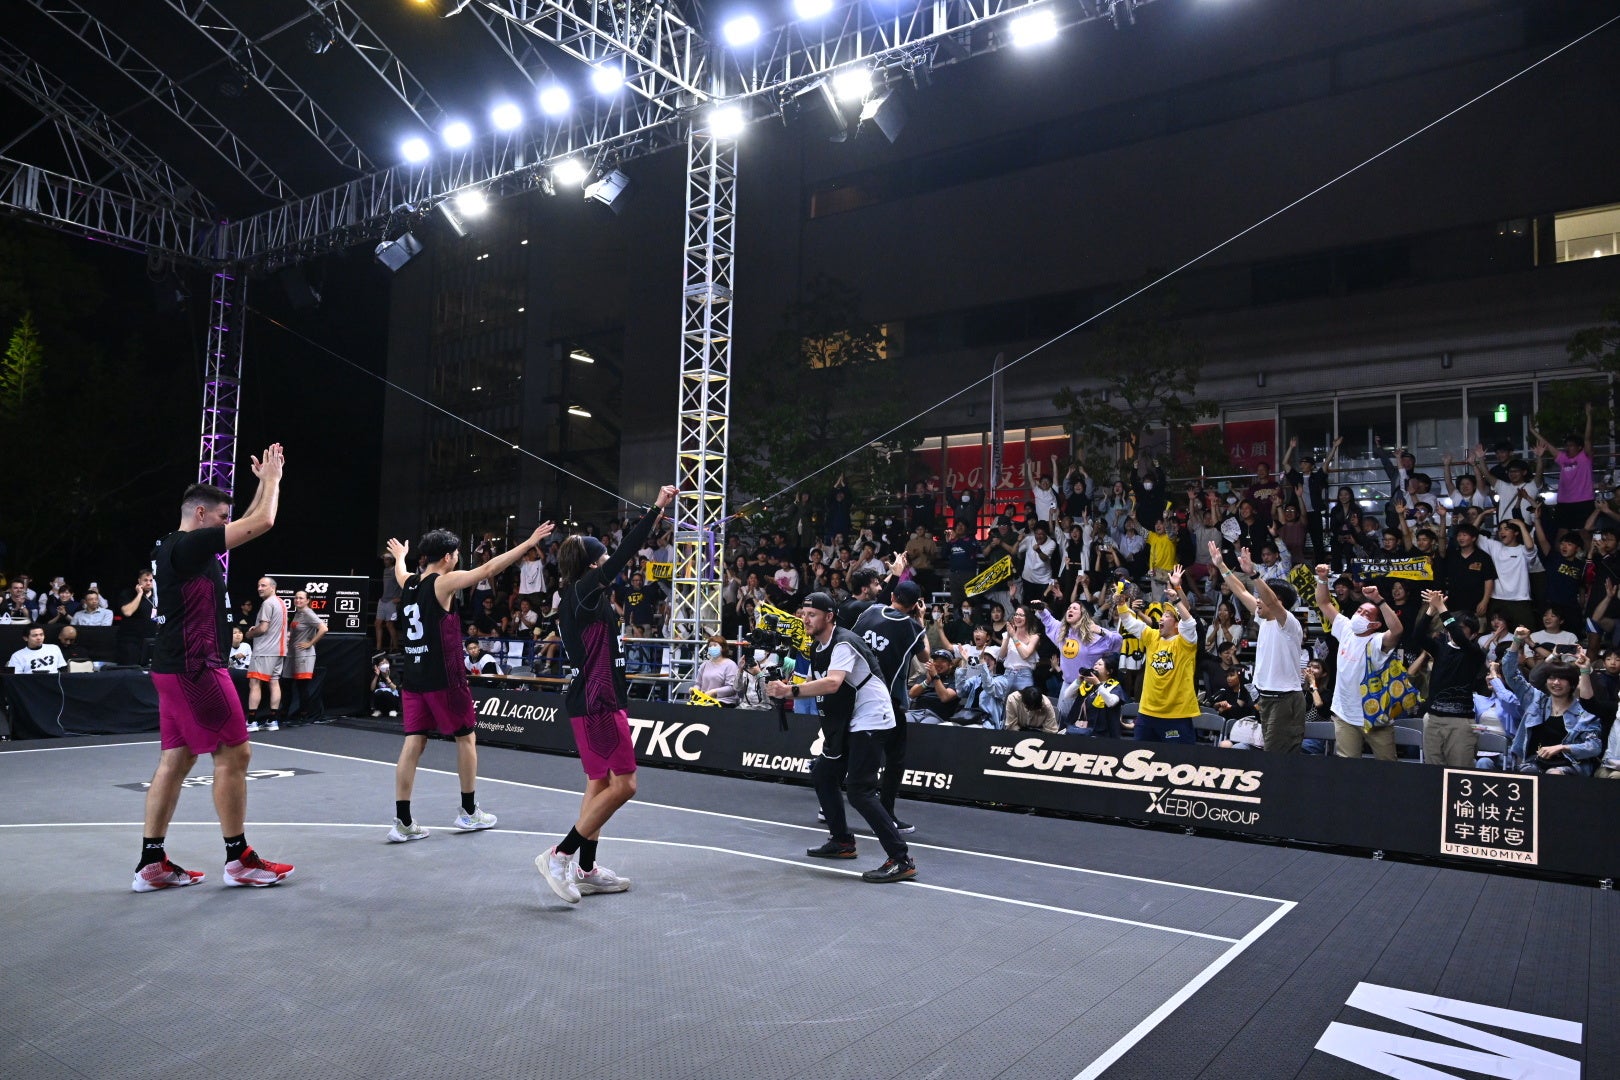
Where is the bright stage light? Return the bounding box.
[441,120,473,148]
[591,62,625,95]
[568,406,592,419]
[454,190,489,217]
[552,159,588,186]
[831,67,871,103]
[709,104,745,138]
[538,84,571,116]
[400,136,431,163]
[721,14,761,46]
[794,0,833,18]
[490,102,523,131]
[1009,8,1058,46]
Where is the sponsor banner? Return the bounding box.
[465,687,1616,879]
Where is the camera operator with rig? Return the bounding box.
[767,592,916,884]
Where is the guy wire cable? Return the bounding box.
[751,9,1620,512]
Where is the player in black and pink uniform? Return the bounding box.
[536,484,676,904]
[134,444,294,892]
[384,520,554,843]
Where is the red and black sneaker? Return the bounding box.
[223,848,295,887]
[131,859,206,893]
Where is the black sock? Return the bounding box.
[224,834,248,862]
[396,801,412,826]
[137,836,166,870]
[579,839,598,873]
[557,826,585,857]
[460,791,477,815]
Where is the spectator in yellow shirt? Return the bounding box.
[1117,565,1201,744]
[1145,517,1178,600]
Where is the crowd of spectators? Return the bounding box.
[1,569,165,676]
[444,422,1620,778]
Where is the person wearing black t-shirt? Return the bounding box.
[134,446,294,894]
[1438,523,1497,618]
[854,580,929,833]
[1414,591,1488,767]
[115,570,157,665]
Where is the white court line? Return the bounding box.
[1071,898,1298,1080]
[0,821,1241,944]
[245,741,1293,907]
[0,740,160,754]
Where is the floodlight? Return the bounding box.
[568,406,592,419]
[709,104,745,138]
[858,90,906,143]
[374,233,424,272]
[584,169,632,213]
[783,81,846,142]
[442,120,473,148]
[722,14,761,46]
[569,349,595,363]
[490,102,523,131]
[400,137,431,163]
[552,159,588,186]
[794,0,833,18]
[591,62,625,95]
[538,84,571,116]
[454,190,489,216]
[1009,8,1058,46]
[831,67,871,104]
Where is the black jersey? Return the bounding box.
[853,603,928,707]
[399,573,465,694]
[559,506,662,716]
[150,526,230,675]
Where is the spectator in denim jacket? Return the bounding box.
[1499,631,1602,776]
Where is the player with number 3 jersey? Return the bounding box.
[383,520,554,844]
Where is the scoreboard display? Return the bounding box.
[269,574,371,635]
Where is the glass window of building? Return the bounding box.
[1555,203,1620,263]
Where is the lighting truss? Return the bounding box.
[669,129,736,672]
[198,265,247,576]
[0,157,215,260]
[307,0,449,131]
[156,0,371,173]
[0,41,211,215]
[21,0,295,202]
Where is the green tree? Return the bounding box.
[729,275,918,531]
[0,311,42,418]
[1052,293,1215,471]
[1566,298,1620,373]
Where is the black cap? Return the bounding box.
[892,580,923,606]
[801,591,838,614]
[930,648,956,661]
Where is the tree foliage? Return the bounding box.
[1051,292,1215,472]
[729,275,918,531]
[1567,298,1620,374]
[0,311,42,418]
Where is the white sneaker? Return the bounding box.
[535,847,581,903]
[453,806,497,831]
[387,818,429,843]
[388,710,398,718]
[245,721,261,733]
[574,864,631,895]
[265,720,280,732]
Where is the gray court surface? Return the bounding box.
[1,726,1614,1080]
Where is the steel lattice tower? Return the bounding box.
[668,126,736,679]
[197,266,246,570]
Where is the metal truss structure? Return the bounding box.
[198,265,248,572]
[0,0,1151,640]
[157,0,371,173]
[669,128,736,670]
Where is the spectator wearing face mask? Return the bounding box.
[939,524,980,599]
[1131,458,1169,530]
[694,634,739,705]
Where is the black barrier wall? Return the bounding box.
[468,685,1618,882]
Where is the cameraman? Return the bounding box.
[768,592,915,884]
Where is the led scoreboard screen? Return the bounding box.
[270,574,370,635]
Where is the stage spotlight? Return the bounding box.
[400,137,431,163]
[1009,8,1058,46]
[591,62,625,95]
[567,405,592,419]
[831,67,871,104]
[858,89,906,143]
[552,158,588,186]
[569,349,595,363]
[442,120,473,148]
[437,201,468,238]
[374,232,424,272]
[454,190,489,216]
[584,169,632,213]
[783,80,846,142]
[709,104,746,138]
[538,83,571,116]
[721,14,761,46]
[305,23,335,54]
[490,102,523,131]
[794,0,833,18]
